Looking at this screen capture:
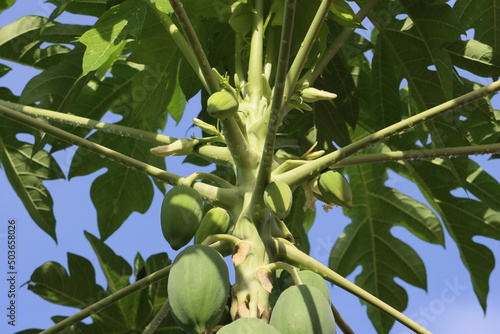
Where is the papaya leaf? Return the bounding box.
[0,120,64,241]
[28,253,106,308]
[454,0,500,52]
[40,23,92,44]
[152,0,232,20]
[0,15,70,69]
[27,244,181,333]
[0,63,11,77]
[451,80,499,146]
[398,0,464,101]
[85,232,132,292]
[47,0,108,19]
[0,0,15,13]
[316,51,359,130]
[19,48,84,109]
[69,134,164,240]
[79,0,147,75]
[443,40,500,78]
[377,5,470,193]
[167,75,187,124]
[84,231,142,329]
[370,31,403,129]
[284,186,314,254]
[126,10,181,130]
[329,162,444,333]
[314,99,351,148]
[143,253,171,301]
[400,158,500,311]
[330,0,362,28]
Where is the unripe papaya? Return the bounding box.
[217,317,281,334]
[168,245,230,334]
[207,91,239,119]
[161,185,203,250]
[282,270,331,304]
[317,170,353,209]
[263,180,293,220]
[270,285,336,334]
[194,207,232,244]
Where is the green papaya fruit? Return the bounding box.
[168,245,230,334]
[161,185,203,250]
[195,207,232,244]
[263,180,293,220]
[207,91,239,119]
[217,317,281,334]
[270,285,336,334]
[282,270,331,303]
[317,170,353,209]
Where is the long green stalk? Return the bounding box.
[0,99,234,166]
[276,80,500,188]
[301,0,380,85]
[284,0,333,100]
[146,0,208,90]
[0,99,175,144]
[169,0,219,94]
[142,299,171,334]
[332,143,500,167]
[39,265,173,334]
[248,0,264,111]
[0,104,238,209]
[332,304,355,334]
[272,238,432,334]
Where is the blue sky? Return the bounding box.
[1,2,499,333]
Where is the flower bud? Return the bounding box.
[300,87,337,103]
[150,138,199,157]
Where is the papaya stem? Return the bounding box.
[332,303,355,334]
[271,238,432,334]
[183,172,236,189]
[145,0,208,91]
[38,265,173,334]
[168,0,219,94]
[201,234,241,247]
[0,99,175,144]
[331,144,500,168]
[265,261,303,285]
[247,0,264,114]
[284,0,333,101]
[235,34,248,96]
[0,104,237,209]
[275,79,500,188]
[0,99,234,166]
[300,0,380,85]
[142,299,171,334]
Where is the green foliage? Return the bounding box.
[26,232,180,333]
[0,0,499,333]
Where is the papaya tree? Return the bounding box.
[0,0,499,333]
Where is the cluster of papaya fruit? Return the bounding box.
[167,244,336,333]
[160,168,352,251]
[159,167,350,332]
